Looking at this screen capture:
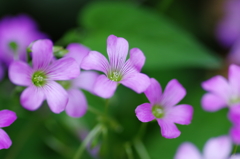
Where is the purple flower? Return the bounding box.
[9,39,80,113]
[60,43,98,118]
[81,35,150,98]
[174,135,240,159]
[135,78,193,138]
[0,110,17,149]
[230,125,240,145]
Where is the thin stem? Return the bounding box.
[136,123,147,139]
[73,124,102,159]
[125,142,134,159]
[233,145,238,155]
[88,105,104,116]
[133,139,151,159]
[159,0,174,12]
[105,99,110,115]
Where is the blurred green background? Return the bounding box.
[0,0,234,158]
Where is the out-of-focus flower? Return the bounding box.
[216,0,240,47]
[174,135,240,159]
[0,110,17,149]
[59,43,98,118]
[135,78,193,138]
[0,14,46,66]
[230,125,240,145]
[81,34,150,98]
[228,39,240,65]
[9,39,79,113]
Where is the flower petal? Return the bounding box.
[66,43,90,66]
[31,39,53,69]
[47,57,80,80]
[43,81,68,113]
[160,79,186,108]
[201,93,227,112]
[166,104,193,125]
[9,61,32,86]
[157,119,181,138]
[229,64,240,95]
[20,86,45,111]
[144,78,162,104]
[230,154,240,159]
[120,73,150,94]
[0,110,17,128]
[81,51,109,74]
[174,142,202,159]
[66,89,87,118]
[129,48,145,71]
[203,135,232,159]
[135,103,155,122]
[0,129,12,149]
[230,125,240,145]
[228,105,240,125]
[93,75,117,98]
[107,35,129,67]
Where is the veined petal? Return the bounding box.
[203,136,232,159]
[135,103,155,122]
[66,43,90,66]
[66,89,87,118]
[0,129,12,149]
[129,48,145,71]
[43,81,68,114]
[20,86,45,111]
[9,61,32,86]
[120,73,150,93]
[229,64,240,95]
[160,79,186,108]
[93,75,117,98]
[157,119,181,138]
[31,39,53,69]
[47,57,80,80]
[228,106,240,125]
[0,110,17,128]
[201,93,227,112]
[174,142,202,159]
[144,78,162,104]
[166,104,193,125]
[107,35,129,68]
[81,51,109,74]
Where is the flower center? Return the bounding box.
[9,41,18,52]
[57,80,72,90]
[32,71,47,87]
[229,97,240,105]
[152,105,164,118]
[108,71,122,82]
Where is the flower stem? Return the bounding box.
[133,139,151,159]
[233,145,238,155]
[125,142,134,159]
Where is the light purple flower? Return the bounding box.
[174,135,240,159]
[135,78,193,138]
[60,43,98,118]
[0,14,46,66]
[0,110,17,149]
[81,35,150,98]
[9,39,79,113]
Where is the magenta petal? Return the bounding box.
[160,79,186,107]
[81,51,109,74]
[174,142,202,159]
[93,75,118,98]
[31,39,53,69]
[228,106,240,125]
[229,64,240,95]
[144,78,162,104]
[203,136,232,159]
[135,103,155,122]
[0,129,12,149]
[47,57,80,80]
[107,35,129,66]
[129,48,145,71]
[0,110,17,128]
[44,81,68,113]
[201,93,227,112]
[157,119,181,138]
[230,125,240,145]
[120,73,150,93]
[66,89,87,118]
[20,86,45,111]
[166,104,193,125]
[9,61,32,86]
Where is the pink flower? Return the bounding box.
[174,135,240,159]
[9,39,79,113]
[81,35,150,98]
[135,78,193,138]
[0,110,17,149]
[230,125,240,145]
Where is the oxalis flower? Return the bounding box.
[174,135,240,159]
[81,35,150,98]
[9,39,79,113]
[0,110,17,149]
[135,78,193,138]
